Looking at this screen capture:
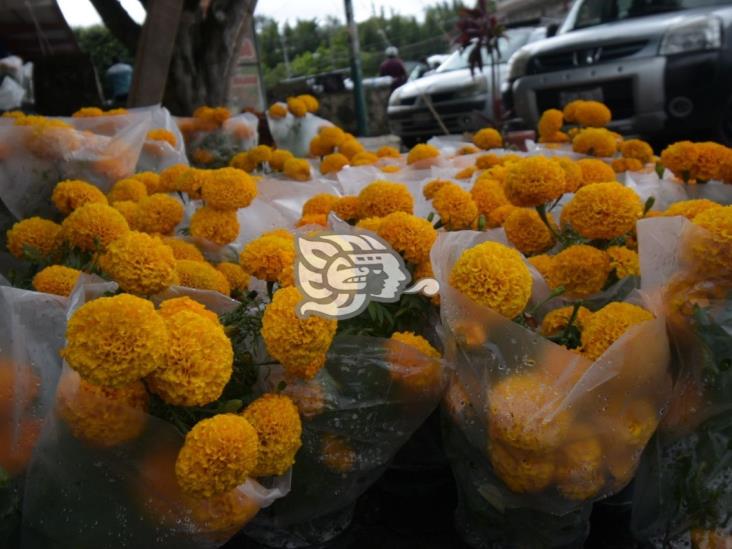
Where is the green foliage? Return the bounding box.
[73,25,133,92]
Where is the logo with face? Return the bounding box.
[295,232,439,320]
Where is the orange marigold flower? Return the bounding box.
[111,200,141,230]
[229,151,257,173]
[555,157,583,193]
[528,253,554,284]
[248,145,272,165]
[376,145,400,158]
[176,259,231,295]
[423,179,451,200]
[32,265,81,296]
[338,138,365,160]
[303,193,339,216]
[52,179,108,215]
[351,151,379,166]
[661,141,699,182]
[548,245,610,298]
[108,178,147,203]
[455,166,476,180]
[581,302,654,360]
[686,205,732,279]
[503,208,556,256]
[136,194,185,235]
[202,167,257,210]
[296,213,328,227]
[607,245,640,278]
[318,126,346,149]
[332,196,360,222]
[158,163,188,193]
[577,158,616,186]
[72,106,104,117]
[561,182,642,240]
[407,143,440,165]
[471,177,509,216]
[432,183,478,230]
[270,149,295,171]
[240,234,295,282]
[158,296,220,325]
[504,157,565,207]
[572,127,618,157]
[355,216,383,233]
[189,207,240,246]
[62,202,130,252]
[377,211,437,264]
[475,153,502,170]
[563,100,584,123]
[6,217,62,259]
[358,180,414,218]
[538,109,564,138]
[268,102,288,119]
[146,128,177,147]
[664,198,722,220]
[193,148,215,165]
[486,204,517,228]
[540,305,592,337]
[320,152,349,174]
[620,139,653,164]
[574,101,612,127]
[611,158,644,173]
[691,141,729,182]
[287,97,307,117]
[217,262,250,293]
[162,237,205,261]
[473,127,503,150]
[283,158,312,181]
[131,171,162,194]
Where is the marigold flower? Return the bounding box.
[320,434,356,473]
[548,244,610,298]
[268,102,288,119]
[189,206,240,245]
[283,158,312,181]
[611,158,644,173]
[6,217,63,259]
[450,241,532,318]
[56,373,148,447]
[296,214,327,227]
[540,305,592,337]
[620,139,653,164]
[32,265,81,296]
[350,151,379,167]
[136,194,185,235]
[563,100,584,123]
[576,158,616,187]
[691,141,729,182]
[158,296,220,324]
[686,205,732,278]
[178,168,210,200]
[201,167,257,210]
[377,211,437,264]
[248,145,272,166]
[320,152,349,174]
[664,199,721,220]
[538,109,564,138]
[486,204,517,228]
[217,262,250,293]
[52,179,108,215]
[62,202,129,251]
[230,151,257,173]
[355,216,383,232]
[473,127,503,150]
[607,246,640,278]
[302,193,339,217]
[241,393,302,477]
[555,436,604,500]
[262,287,337,379]
[158,163,189,192]
[423,179,451,200]
[239,234,295,282]
[561,182,642,240]
[660,141,698,182]
[131,171,162,195]
[574,101,611,127]
[432,183,478,230]
[489,372,572,451]
[176,259,231,295]
[457,144,479,155]
[504,157,565,207]
[380,164,400,173]
[316,126,345,149]
[407,143,440,165]
[270,149,295,171]
[72,106,104,117]
[338,138,365,160]
[358,180,413,218]
[99,231,177,295]
[287,97,307,117]
[162,237,205,261]
[147,128,177,147]
[111,200,141,230]
[193,106,230,128]
[489,443,555,493]
[580,302,653,360]
[377,145,400,158]
[175,414,259,498]
[455,166,476,180]
[387,332,442,393]
[332,196,360,222]
[473,153,498,169]
[310,137,330,159]
[147,310,233,406]
[108,178,148,203]
[551,157,581,193]
[572,127,618,157]
[62,293,168,387]
[503,208,556,256]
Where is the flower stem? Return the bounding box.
[536,203,563,243]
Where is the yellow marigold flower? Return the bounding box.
[262,287,337,380]
[574,101,611,127]
[538,109,564,138]
[581,302,654,360]
[185,489,260,537]
[687,205,732,278]
[99,231,177,295]
[473,128,503,150]
[178,167,210,200]
[487,204,517,228]
[489,443,555,493]
[607,246,640,279]
[561,182,642,240]
[572,127,618,157]
[350,151,378,166]
[528,253,554,283]
[338,138,365,160]
[423,179,451,200]
[268,373,325,419]
[230,151,257,173]
[318,126,346,149]
[576,158,616,187]
[108,178,148,203]
[539,131,570,144]
[248,145,272,166]
[62,294,168,387]
[287,97,307,117]
[2,110,24,119]
[320,152,349,174]
[358,180,414,218]
[72,106,104,117]
[310,136,330,159]
[475,153,501,170]
[610,400,659,448]
[484,164,508,184]
[175,414,259,498]
[455,166,476,180]
[270,149,295,171]
[52,179,108,215]
[432,183,478,230]
[552,157,582,193]
[555,436,604,500]
[283,158,312,181]
[563,100,584,123]
[162,237,205,261]
[298,94,319,113]
[176,259,231,295]
[158,164,188,193]
[56,373,148,447]
[332,196,360,222]
[217,262,250,293]
[450,241,532,318]
[691,141,729,182]
[407,143,440,165]
[6,217,62,259]
[268,102,288,119]
[620,139,653,164]
[457,144,479,155]
[159,296,219,324]
[611,158,644,173]
[387,332,442,393]
[277,262,295,287]
[32,265,81,297]
[377,211,437,264]
[470,177,508,216]
[303,193,339,216]
[356,216,383,232]
[660,140,698,182]
[298,213,329,227]
[147,310,233,406]
[136,194,184,236]
[548,244,610,298]
[380,164,400,173]
[503,208,556,256]
[240,234,295,282]
[504,156,565,207]
[376,145,400,158]
[193,105,230,127]
[111,200,141,230]
[241,393,302,477]
[665,199,721,220]
[489,372,572,451]
[201,167,257,210]
[62,203,129,252]
[189,206,240,246]
[130,171,161,195]
[540,305,592,337]
[320,434,356,473]
[146,128,177,147]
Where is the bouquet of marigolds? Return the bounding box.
[267,95,334,158]
[136,106,188,173]
[632,210,732,548]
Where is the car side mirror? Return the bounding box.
[546,23,559,37]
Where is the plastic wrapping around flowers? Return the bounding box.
[431,230,671,548]
[244,335,449,548]
[20,280,291,549]
[178,111,259,168]
[135,106,189,173]
[267,111,333,159]
[632,216,732,548]
[0,109,153,220]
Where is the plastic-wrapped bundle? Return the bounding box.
[432,230,671,548]
[266,112,333,158]
[632,216,732,548]
[135,106,189,172]
[179,112,259,168]
[244,335,448,548]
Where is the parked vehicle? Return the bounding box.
[387,25,548,145]
[504,0,732,144]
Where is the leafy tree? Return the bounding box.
[73,24,132,80]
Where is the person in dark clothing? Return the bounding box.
[379,46,407,91]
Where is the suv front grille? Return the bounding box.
[535,78,634,120]
[529,41,647,74]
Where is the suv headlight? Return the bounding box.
[507,48,532,81]
[659,15,722,55]
[453,77,487,99]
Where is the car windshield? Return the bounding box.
[573,0,732,29]
[435,27,534,72]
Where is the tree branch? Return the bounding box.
[88,0,142,53]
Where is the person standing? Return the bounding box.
[105,57,133,104]
[379,46,407,91]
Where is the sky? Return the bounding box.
[57,0,442,28]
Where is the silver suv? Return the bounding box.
[505,0,732,143]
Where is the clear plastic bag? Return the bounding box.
[266,112,333,158]
[179,112,259,168]
[135,106,189,172]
